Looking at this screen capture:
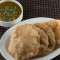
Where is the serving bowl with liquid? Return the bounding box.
[0,0,23,27]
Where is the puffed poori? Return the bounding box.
[44,20,60,49]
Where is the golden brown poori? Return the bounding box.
[44,20,60,49]
[8,24,40,60]
[34,26,49,56]
[34,23,56,56]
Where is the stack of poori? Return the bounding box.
[8,20,60,60]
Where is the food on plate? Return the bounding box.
[55,21,60,48]
[8,20,60,60]
[0,1,21,22]
[35,25,49,56]
[34,23,55,56]
[44,20,60,49]
[44,20,58,32]
[8,24,40,60]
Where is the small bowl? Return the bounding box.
[0,0,23,27]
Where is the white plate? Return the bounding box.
[0,17,60,60]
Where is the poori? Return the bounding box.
[8,24,40,60]
[34,23,56,56]
[44,20,60,49]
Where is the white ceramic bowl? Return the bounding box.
[0,17,60,60]
[0,0,23,27]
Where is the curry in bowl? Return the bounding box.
[0,1,22,22]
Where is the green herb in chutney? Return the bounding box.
[0,1,21,22]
